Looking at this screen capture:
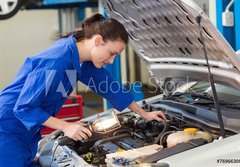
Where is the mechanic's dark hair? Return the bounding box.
[63,13,128,44]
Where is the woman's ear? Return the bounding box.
[94,35,104,46]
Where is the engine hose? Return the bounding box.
[113,129,132,136]
[90,133,131,150]
[52,130,64,140]
[154,121,170,144]
[160,131,175,146]
[58,136,75,146]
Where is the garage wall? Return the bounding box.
[0,10,58,90]
[0,2,217,91]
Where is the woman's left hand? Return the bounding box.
[141,110,166,122]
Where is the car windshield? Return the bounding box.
[176,82,240,104]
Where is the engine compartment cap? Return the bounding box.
[184,128,197,135]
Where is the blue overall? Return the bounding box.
[0,35,134,166]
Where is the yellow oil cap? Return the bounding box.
[184,128,197,135]
[116,149,125,152]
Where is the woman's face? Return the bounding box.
[91,37,126,68]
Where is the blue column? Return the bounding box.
[234,0,240,50]
[44,0,87,5]
[216,0,235,49]
[77,8,85,21]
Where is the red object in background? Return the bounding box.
[41,95,83,136]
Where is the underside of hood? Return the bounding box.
[101,0,240,89]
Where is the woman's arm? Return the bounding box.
[128,101,166,122]
[42,116,92,141]
[79,62,166,122]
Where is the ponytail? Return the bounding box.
[81,13,105,30]
[62,13,128,44]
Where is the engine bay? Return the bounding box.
[38,96,238,167]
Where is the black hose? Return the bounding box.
[90,133,131,150]
[113,129,132,136]
[154,121,170,144]
[160,131,175,146]
[49,143,59,166]
[58,136,75,146]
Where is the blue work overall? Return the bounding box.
[0,35,134,166]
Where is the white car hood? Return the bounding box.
[101,0,240,89]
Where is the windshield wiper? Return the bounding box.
[171,92,214,100]
[194,100,240,110]
[170,92,240,109]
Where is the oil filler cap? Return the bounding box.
[184,128,197,135]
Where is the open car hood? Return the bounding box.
[101,0,240,89]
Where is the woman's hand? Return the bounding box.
[62,122,92,141]
[141,110,166,122]
[128,101,166,122]
[42,117,92,141]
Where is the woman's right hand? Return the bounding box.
[62,122,92,141]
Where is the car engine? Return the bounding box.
[37,95,239,167]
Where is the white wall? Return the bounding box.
[0,10,58,90]
[193,0,216,25]
[209,0,216,25]
[193,0,209,15]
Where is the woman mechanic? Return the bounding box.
[0,14,166,166]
